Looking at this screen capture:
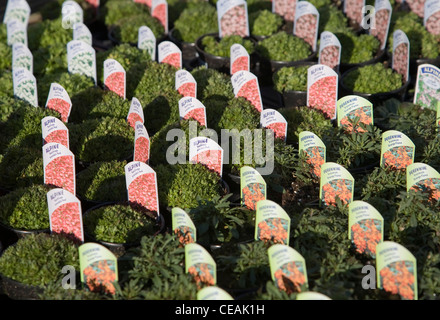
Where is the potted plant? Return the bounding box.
[27,18,72,52]
[249,10,284,41]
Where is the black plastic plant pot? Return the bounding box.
[0,274,44,300]
[168,28,199,62]
[0,221,50,241]
[339,49,386,75]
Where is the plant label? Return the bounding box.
[240,165,267,210]
[268,244,308,294]
[406,162,440,202]
[175,69,197,98]
[62,0,84,29]
[13,67,37,107]
[348,200,384,258]
[437,101,440,127]
[336,95,374,133]
[67,40,97,85]
[133,121,150,164]
[392,30,410,83]
[135,0,152,7]
[7,19,27,46]
[3,0,30,25]
[197,286,234,300]
[307,64,338,120]
[125,161,160,216]
[296,292,331,300]
[319,162,354,207]
[43,142,76,195]
[255,199,291,245]
[298,131,326,178]
[376,241,417,300]
[413,64,440,110]
[343,0,365,26]
[293,1,319,52]
[424,0,440,35]
[230,43,250,75]
[138,26,156,60]
[189,137,224,177]
[380,130,415,170]
[151,0,168,34]
[179,96,207,127]
[260,108,287,142]
[104,58,126,99]
[158,40,182,69]
[73,22,93,46]
[127,97,144,128]
[45,82,72,123]
[84,0,99,11]
[42,116,70,149]
[231,70,263,113]
[47,188,84,243]
[12,42,32,73]
[370,0,392,51]
[272,0,297,22]
[217,0,249,38]
[172,207,197,246]
[185,243,217,287]
[79,242,118,295]
[318,31,341,72]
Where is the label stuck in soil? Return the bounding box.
[231,70,263,113]
[380,130,415,170]
[307,64,338,120]
[217,0,249,38]
[12,42,33,73]
[272,0,297,22]
[175,69,197,98]
[7,19,27,46]
[185,243,217,287]
[337,95,373,133]
[413,64,440,111]
[240,165,267,211]
[42,116,70,149]
[13,67,37,107]
[67,40,97,85]
[172,207,197,246]
[298,131,326,178]
[293,1,320,52]
[230,43,250,75]
[260,108,287,141]
[255,199,291,245]
[138,26,156,60]
[392,29,410,83]
[158,41,182,69]
[319,162,354,207]
[179,96,207,127]
[104,58,126,99]
[406,162,440,202]
[73,22,92,46]
[369,0,392,50]
[133,121,150,164]
[189,137,223,177]
[151,0,168,34]
[45,83,72,123]
[318,31,341,72]
[43,142,76,195]
[127,97,145,129]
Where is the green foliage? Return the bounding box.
[112,13,165,44]
[256,31,312,61]
[218,97,261,131]
[40,282,107,300]
[201,35,254,58]
[360,167,406,201]
[335,31,381,64]
[0,42,12,71]
[249,10,283,37]
[273,65,309,93]
[27,18,72,51]
[318,4,349,34]
[33,45,68,78]
[101,0,150,26]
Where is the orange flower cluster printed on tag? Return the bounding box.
[382,146,414,170]
[351,219,382,257]
[340,106,372,133]
[257,218,289,244]
[410,178,440,202]
[242,182,265,210]
[83,260,117,295]
[174,226,195,246]
[188,263,215,289]
[321,179,353,207]
[380,261,416,300]
[303,147,325,178]
[274,262,307,294]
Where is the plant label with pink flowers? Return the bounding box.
[43,142,76,195]
[337,95,373,133]
[158,41,182,69]
[151,0,168,33]
[13,67,37,107]
[175,69,197,98]
[240,165,267,211]
[299,131,326,178]
[217,0,249,38]
[133,121,150,164]
[230,43,250,75]
[45,82,72,123]
[343,0,365,26]
[42,116,70,149]
[127,97,144,129]
[104,58,126,99]
[272,0,297,22]
[307,64,338,120]
[3,0,30,25]
[125,161,160,215]
[268,244,308,294]
[293,1,319,52]
[318,31,341,72]
[380,130,415,170]
[189,137,224,177]
[255,199,290,245]
[7,19,27,46]
[134,0,152,7]
[231,70,263,113]
[392,30,410,84]
[185,243,217,287]
[172,207,197,246]
[179,97,207,127]
[369,0,392,51]
[138,26,156,60]
[424,0,440,35]
[348,200,384,259]
[260,109,287,141]
[413,64,440,110]
[12,42,33,73]
[67,40,97,85]
[197,286,234,300]
[376,241,417,300]
[73,22,92,46]
[47,188,84,243]
[406,162,440,202]
[319,162,354,207]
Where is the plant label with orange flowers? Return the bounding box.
[172,207,197,246]
[348,200,384,258]
[179,97,207,127]
[380,130,415,170]
[319,162,354,207]
[260,109,288,142]
[369,0,392,50]
[240,166,267,210]
[318,31,341,72]
[406,162,440,202]
[255,199,291,245]
[217,0,249,38]
[47,188,84,243]
[296,291,331,300]
[151,0,168,34]
[158,41,182,70]
[343,0,365,26]
[175,69,197,98]
[3,0,30,25]
[307,64,338,120]
[197,286,233,300]
[62,1,83,29]
[13,67,37,107]
[189,137,224,177]
[392,30,410,83]
[298,131,326,178]
[133,121,150,164]
[138,26,156,60]
[12,42,33,73]
[79,242,119,295]
[413,64,440,110]
[104,59,126,99]
[73,22,92,46]
[336,95,373,133]
[6,19,27,46]
[424,0,440,35]
[45,83,72,123]
[293,1,319,52]
[67,40,97,85]
[272,0,297,22]
[231,70,263,113]
[41,116,70,149]
[268,244,308,294]
[185,243,217,287]
[43,142,76,195]
[230,43,250,75]
[376,241,417,300]
[125,161,160,216]
[126,97,144,129]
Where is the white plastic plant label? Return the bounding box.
[67,40,97,85]
[127,97,144,129]
[406,162,440,202]
[197,286,233,300]
[13,67,37,107]
[370,0,392,51]
[172,207,197,246]
[179,96,207,127]
[7,19,27,46]
[217,0,249,38]
[260,108,287,142]
[151,0,168,34]
[293,1,319,52]
[380,130,415,170]
[424,0,440,35]
[73,22,92,46]
[43,142,76,195]
[343,0,365,26]
[307,64,338,120]
[47,188,84,243]
[296,292,332,300]
[133,121,150,164]
[104,58,126,99]
[319,162,354,207]
[138,26,156,60]
[392,29,410,83]
[255,199,291,245]
[336,95,374,133]
[240,165,267,211]
[272,0,297,22]
[158,40,182,69]
[231,70,263,113]
[189,137,224,177]
[175,69,197,98]
[298,131,326,178]
[413,64,440,110]
[62,0,84,30]
[125,161,160,216]
[230,43,250,75]
[45,82,72,123]
[185,243,217,287]
[318,31,341,72]
[41,116,70,149]
[12,42,32,73]
[3,0,30,25]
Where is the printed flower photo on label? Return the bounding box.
[274,261,307,294]
[242,182,266,211]
[257,217,289,244]
[410,177,440,202]
[382,146,414,170]
[339,106,373,133]
[50,202,83,243]
[321,178,353,207]
[43,130,69,149]
[174,226,196,246]
[46,98,71,123]
[379,260,416,300]
[351,218,382,257]
[220,5,248,37]
[308,76,337,119]
[302,146,325,178]
[83,259,117,295]
[188,262,216,289]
